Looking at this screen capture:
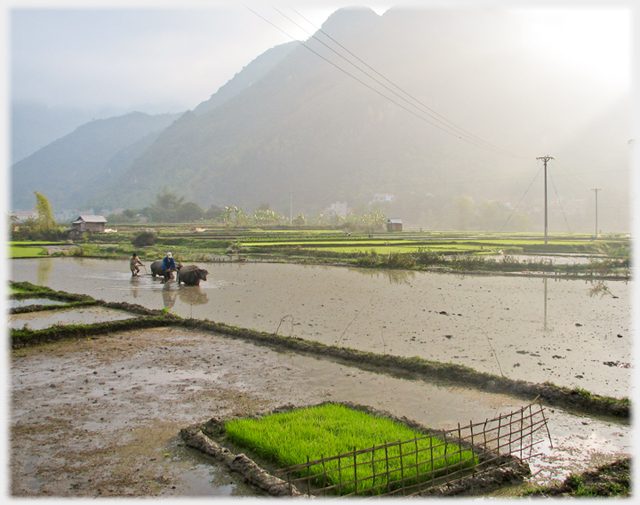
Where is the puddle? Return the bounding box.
[8,306,138,330]
[10,258,632,399]
[9,298,67,308]
[160,437,264,497]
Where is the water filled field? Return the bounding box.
[10,257,632,398]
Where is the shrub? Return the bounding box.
[131,230,157,247]
[413,247,445,266]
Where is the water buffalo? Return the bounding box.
[177,265,209,286]
[150,259,182,279]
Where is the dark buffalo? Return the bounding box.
[150,259,182,280]
[177,265,209,286]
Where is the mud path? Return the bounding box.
[10,326,631,497]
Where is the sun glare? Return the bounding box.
[518,7,631,92]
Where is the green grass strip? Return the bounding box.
[9,245,48,258]
[225,403,476,496]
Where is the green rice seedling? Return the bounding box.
[224,403,477,496]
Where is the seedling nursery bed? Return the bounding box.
[180,402,532,498]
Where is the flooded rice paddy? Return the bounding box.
[9,297,67,309]
[9,306,138,330]
[10,257,632,399]
[8,257,633,496]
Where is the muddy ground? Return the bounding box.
[9,324,631,498]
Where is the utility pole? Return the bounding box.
[592,188,600,239]
[290,190,293,226]
[537,156,554,245]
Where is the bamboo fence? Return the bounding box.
[275,399,551,497]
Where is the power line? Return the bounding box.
[246,6,530,159]
[499,164,542,232]
[283,6,527,160]
[548,167,572,233]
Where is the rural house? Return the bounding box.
[69,215,107,238]
[386,218,403,232]
[372,193,395,203]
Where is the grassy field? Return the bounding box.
[225,403,476,496]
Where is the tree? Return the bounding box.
[292,213,307,226]
[131,230,157,247]
[204,204,224,221]
[478,200,504,231]
[452,195,475,230]
[144,188,185,222]
[176,202,204,222]
[34,191,56,232]
[155,187,184,210]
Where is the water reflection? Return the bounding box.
[162,283,177,310]
[588,279,616,298]
[130,276,141,298]
[543,275,548,332]
[347,268,416,284]
[178,286,209,306]
[36,258,52,286]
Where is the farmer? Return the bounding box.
[130,253,144,277]
[162,252,178,282]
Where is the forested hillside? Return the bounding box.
[11,112,181,210]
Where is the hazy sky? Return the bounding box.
[9,2,393,114]
[7,0,633,116]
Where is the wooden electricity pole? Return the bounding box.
[592,188,601,239]
[537,156,554,245]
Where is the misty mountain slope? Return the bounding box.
[90,5,629,221]
[11,111,181,211]
[193,41,297,116]
[89,7,505,211]
[11,102,101,164]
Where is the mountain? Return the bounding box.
[10,111,182,211]
[11,102,103,164]
[193,42,297,116]
[11,39,301,214]
[13,6,630,231]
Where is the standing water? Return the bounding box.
[10,257,632,399]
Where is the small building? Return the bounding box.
[372,193,395,203]
[386,218,403,232]
[69,215,107,238]
[328,202,348,218]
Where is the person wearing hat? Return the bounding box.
[161,252,178,282]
